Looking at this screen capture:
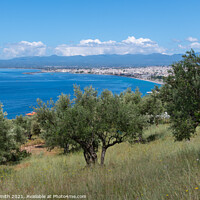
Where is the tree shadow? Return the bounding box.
[146,133,160,143]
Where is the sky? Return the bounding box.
[0,0,200,59]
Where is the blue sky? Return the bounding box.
[0,0,200,59]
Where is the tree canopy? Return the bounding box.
[160,50,200,140]
[35,86,148,165]
[0,104,27,164]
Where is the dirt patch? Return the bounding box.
[22,138,45,147]
[14,162,31,171]
[21,144,61,156]
[13,144,61,171]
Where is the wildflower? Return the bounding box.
[195,187,198,190]
[166,194,168,196]
[186,190,188,192]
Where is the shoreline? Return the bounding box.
[106,73,163,85]
[129,77,163,85]
[1,67,164,85]
[22,69,164,85]
[47,70,164,85]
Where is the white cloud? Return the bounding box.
[2,41,46,58]
[178,42,200,50]
[80,39,101,45]
[122,36,152,44]
[55,36,165,56]
[178,44,186,49]
[0,36,166,58]
[190,42,200,48]
[186,37,198,42]
[176,36,200,51]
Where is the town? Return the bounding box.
[42,66,172,84]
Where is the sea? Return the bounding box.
[0,68,161,119]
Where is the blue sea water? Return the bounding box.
[0,68,161,119]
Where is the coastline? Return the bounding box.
[129,77,163,85]
[0,66,166,85]
[22,69,164,85]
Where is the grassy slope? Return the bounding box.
[0,124,200,200]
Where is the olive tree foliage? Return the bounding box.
[35,95,77,153]
[35,87,99,165]
[141,87,164,125]
[30,121,40,136]
[160,50,200,140]
[70,85,99,164]
[0,104,26,164]
[14,115,32,139]
[35,86,147,165]
[97,88,147,165]
[14,114,42,140]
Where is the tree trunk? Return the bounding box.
[83,150,91,165]
[101,146,107,165]
[28,133,32,140]
[83,145,98,166]
[63,143,69,154]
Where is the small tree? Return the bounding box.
[68,85,99,164]
[160,50,200,140]
[31,120,41,137]
[36,87,99,165]
[36,95,75,153]
[97,89,147,165]
[14,115,32,139]
[36,86,147,165]
[141,87,164,125]
[0,104,26,163]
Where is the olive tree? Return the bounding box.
[141,87,164,125]
[36,95,76,153]
[160,50,200,140]
[35,87,99,165]
[35,86,147,165]
[14,115,32,139]
[0,104,26,163]
[97,89,147,165]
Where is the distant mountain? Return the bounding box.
[0,53,183,68]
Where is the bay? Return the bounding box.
[0,68,161,119]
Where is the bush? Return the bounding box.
[0,104,27,164]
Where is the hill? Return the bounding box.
[0,53,183,68]
[1,124,200,199]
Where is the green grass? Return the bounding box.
[1,124,200,199]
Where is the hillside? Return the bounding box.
[1,124,200,200]
[0,53,183,68]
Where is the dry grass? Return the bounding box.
[0,124,200,200]
[22,137,45,147]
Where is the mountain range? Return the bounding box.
[0,53,183,68]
